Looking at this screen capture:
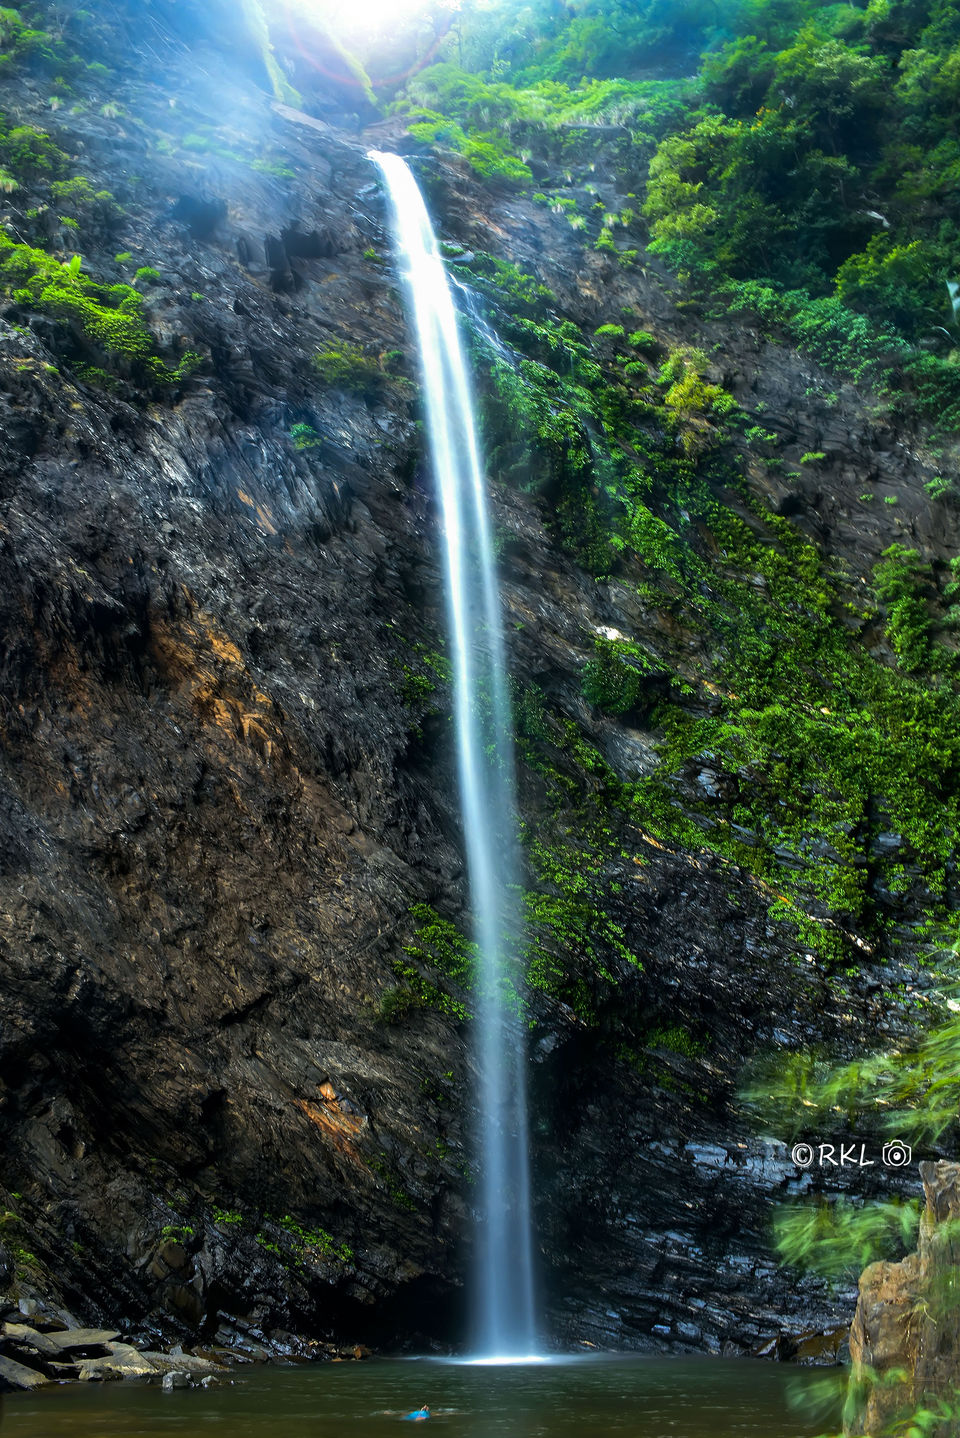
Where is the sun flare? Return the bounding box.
[282,0,457,42]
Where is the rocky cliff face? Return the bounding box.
[846,1162,960,1437]
[0,0,951,1360]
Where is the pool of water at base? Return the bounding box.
[0,1355,843,1438]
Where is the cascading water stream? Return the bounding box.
[371,151,537,1360]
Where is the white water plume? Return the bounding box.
[371,150,537,1358]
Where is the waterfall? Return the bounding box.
[371,151,538,1360]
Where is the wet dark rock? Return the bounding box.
[0,1354,49,1391]
[2,1323,63,1359]
[44,1327,120,1353]
[76,1362,123,1383]
[162,1369,193,1391]
[171,195,228,241]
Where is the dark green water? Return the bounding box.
[0,1356,841,1437]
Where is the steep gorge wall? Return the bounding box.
[0,0,953,1357]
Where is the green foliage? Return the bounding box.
[0,227,199,382]
[524,827,643,1024]
[0,9,80,81]
[513,0,943,421]
[583,476,960,943]
[465,254,709,577]
[774,1197,921,1281]
[134,265,160,284]
[211,1208,243,1225]
[0,232,161,372]
[658,345,737,449]
[289,422,322,451]
[369,1156,417,1212]
[582,636,662,715]
[377,986,420,1023]
[643,1024,708,1059]
[403,904,475,978]
[743,424,778,444]
[0,118,68,181]
[389,0,960,417]
[513,680,550,746]
[466,252,554,309]
[874,544,933,671]
[50,175,119,225]
[745,985,960,1328]
[74,363,123,391]
[276,1213,353,1264]
[402,59,692,144]
[407,109,532,183]
[924,473,956,501]
[628,330,659,353]
[312,341,381,392]
[160,1224,194,1242]
[836,235,947,333]
[250,157,296,179]
[511,715,649,1025]
[398,644,450,709]
[379,905,476,1023]
[903,354,960,434]
[244,0,303,106]
[371,0,960,1031]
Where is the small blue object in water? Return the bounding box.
[401,1407,430,1422]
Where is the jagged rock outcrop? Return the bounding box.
[846,1162,960,1436]
[0,1303,226,1391]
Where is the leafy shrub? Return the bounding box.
[0,232,199,383]
[289,422,322,450]
[312,341,381,391]
[925,475,956,500]
[407,110,532,183]
[874,544,932,671]
[0,9,71,77]
[836,235,947,336]
[0,119,68,181]
[51,176,116,212]
[379,905,476,1023]
[582,637,656,715]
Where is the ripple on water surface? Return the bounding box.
[0,1354,842,1438]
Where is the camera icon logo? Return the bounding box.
[882,1141,912,1169]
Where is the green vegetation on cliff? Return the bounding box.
[460,243,960,1004]
[385,0,960,428]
